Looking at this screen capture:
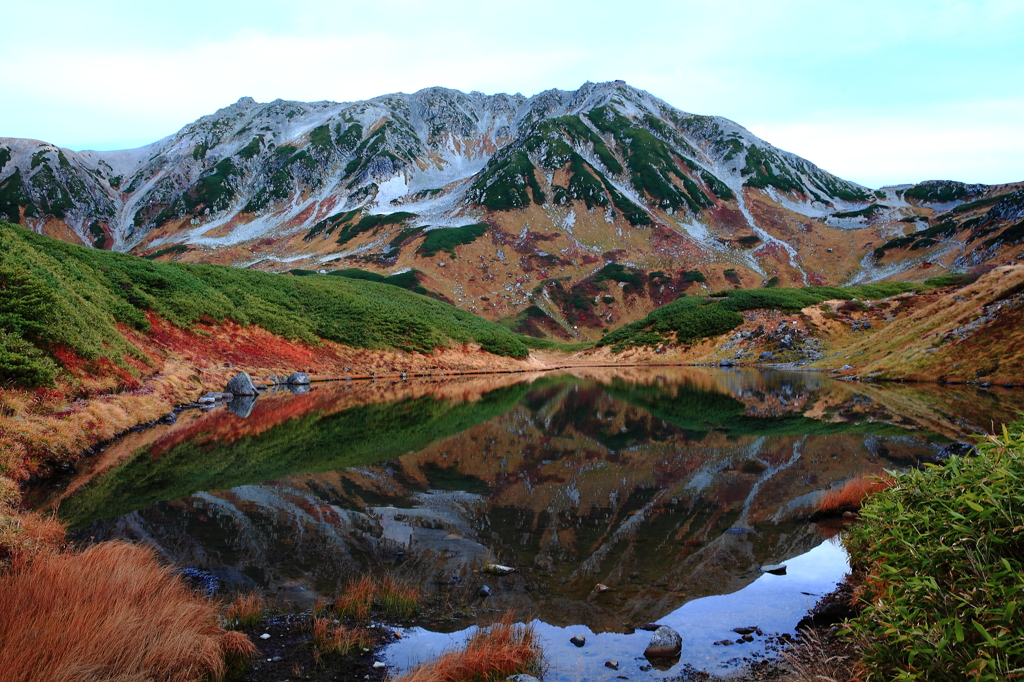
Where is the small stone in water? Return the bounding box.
[594,583,609,592]
[259,633,271,639]
[605,661,619,670]
[759,564,787,575]
[373,662,386,668]
[733,627,756,635]
[570,635,586,647]
[478,585,491,597]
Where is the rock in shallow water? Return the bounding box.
[287,372,311,385]
[644,625,682,658]
[570,635,586,647]
[225,372,258,396]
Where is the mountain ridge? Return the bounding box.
[2,81,1022,340]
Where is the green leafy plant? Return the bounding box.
[844,421,1024,681]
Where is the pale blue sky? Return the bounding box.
[2,0,1021,188]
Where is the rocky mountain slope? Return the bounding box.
[2,82,1021,340]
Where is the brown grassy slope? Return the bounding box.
[814,265,1024,383]
[0,541,255,682]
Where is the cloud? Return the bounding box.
[750,99,1024,187]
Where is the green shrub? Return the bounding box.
[0,221,531,388]
[844,421,1024,681]
[0,328,58,387]
[599,296,743,349]
[417,223,487,258]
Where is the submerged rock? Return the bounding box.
[644,626,682,658]
[287,372,311,385]
[225,372,258,396]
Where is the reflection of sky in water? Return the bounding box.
[383,539,848,679]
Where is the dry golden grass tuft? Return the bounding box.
[783,628,857,682]
[224,592,266,629]
[0,541,256,682]
[391,612,540,682]
[817,474,894,515]
[334,574,421,621]
[310,618,373,657]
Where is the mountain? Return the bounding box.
[2,81,1022,340]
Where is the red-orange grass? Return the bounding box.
[225,593,266,629]
[311,618,372,656]
[392,613,540,682]
[0,541,256,682]
[818,474,894,515]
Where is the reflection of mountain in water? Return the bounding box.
[58,369,968,630]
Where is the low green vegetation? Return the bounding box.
[599,296,743,351]
[0,221,530,388]
[922,272,980,289]
[325,268,429,295]
[586,106,710,215]
[832,204,888,219]
[335,212,417,246]
[0,170,38,223]
[844,421,1024,681]
[874,221,961,258]
[592,262,642,288]
[469,150,546,211]
[904,180,978,204]
[599,282,918,351]
[983,219,1024,248]
[741,145,803,194]
[416,223,487,258]
[143,244,190,260]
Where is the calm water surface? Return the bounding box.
[43,367,1024,678]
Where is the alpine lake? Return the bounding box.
[33,367,1024,680]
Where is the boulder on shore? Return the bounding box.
[287,372,311,385]
[644,625,682,658]
[225,372,258,396]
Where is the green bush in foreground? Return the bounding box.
[844,421,1024,681]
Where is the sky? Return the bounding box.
[2,0,1021,188]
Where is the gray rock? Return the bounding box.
[570,635,586,647]
[197,392,219,404]
[266,374,280,385]
[637,623,662,632]
[839,364,853,370]
[478,585,491,598]
[759,564,787,575]
[219,392,233,400]
[225,372,258,396]
[719,358,734,367]
[644,625,682,658]
[287,372,311,385]
[759,351,773,360]
[228,395,257,418]
[506,676,540,682]
[732,627,756,635]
